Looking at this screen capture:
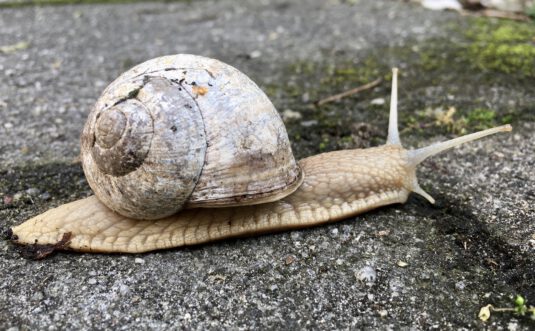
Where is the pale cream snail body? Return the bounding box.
[7,54,511,256]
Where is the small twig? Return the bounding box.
[491,307,516,312]
[460,9,530,22]
[315,77,382,107]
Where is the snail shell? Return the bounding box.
[81,54,303,220]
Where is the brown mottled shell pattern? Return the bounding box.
[81,54,303,220]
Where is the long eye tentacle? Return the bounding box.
[385,68,512,203]
[386,68,401,146]
[406,125,512,167]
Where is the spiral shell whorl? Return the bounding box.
[91,100,153,176]
[82,76,206,220]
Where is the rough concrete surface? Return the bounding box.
[0,0,534,329]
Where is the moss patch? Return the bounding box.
[466,19,535,77]
[402,107,508,136]
[257,17,535,157]
[466,108,497,130]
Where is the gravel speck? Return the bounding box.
[25,187,39,196]
[12,192,23,202]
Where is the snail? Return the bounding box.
[6,54,511,256]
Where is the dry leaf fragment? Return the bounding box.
[0,41,29,54]
[397,261,409,267]
[479,304,493,321]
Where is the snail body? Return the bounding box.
[8,55,511,256]
[12,145,411,253]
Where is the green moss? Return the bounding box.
[318,140,328,151]
[465,108,497,130]
[400,107,504,136]
[419,44,450,72]
[466,19,535,77]
[418,19,535,79]
[289,61,318,76]
[323,58,386,87]
[261,18,534,154]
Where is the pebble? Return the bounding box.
[282,109,302,121]
[118,284,130,295]
[285,255,296,265]
[507,321,519,331]
[3,195,13,205]
[290,232,301,241]
[134,258,145,264]
[39,192,51,201]
[12,192,23,202]
[421,0,461,11]
[300,120,318,127]
[31,291,44,301]
[370,98,385,105]
[249,50,262,59]
[26,187,39,196]
[397,261,409,268]
[355,265,377,284]
[330,228,339,237]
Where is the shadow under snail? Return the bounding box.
[7,54,511,256]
